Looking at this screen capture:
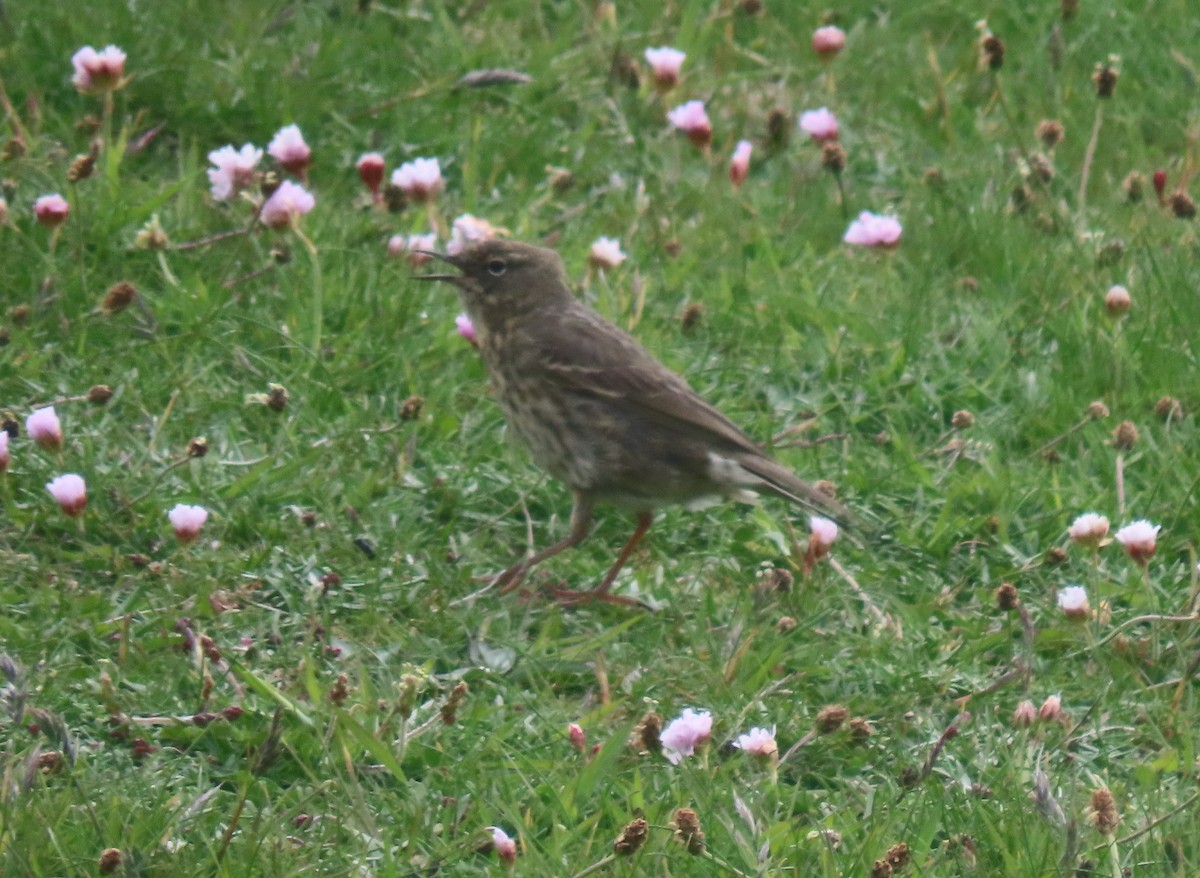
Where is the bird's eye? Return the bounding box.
[487,259,507,276]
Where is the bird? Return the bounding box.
[419,239,848,606]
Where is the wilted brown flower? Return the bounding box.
[680,302,705,334]
[1169,190,1196,218]
[631,712,663,754]
[1092,61,1118,98]
[979,34,1005,70]
[849,716,874,741]
[816,704,848,733]
[613,817,649,855]
[995,582,1019,611]
[188,436,209,457]
[440,682,468,725]
[399,395,425,420]
[267,383,289,412]
[776,615,798,633]
[1035,120,1065,149]
[672,808,706,855]
[1087,400,1109,419]
[1112,420,1138,450]
[98,848,123,874]
[885,842,911,871]
[951,410,975,429]
[1122,171,1145,203]
[87,384,113,404]
[1088,788,1119,835]
[101,281,137,315]
[1155,396,1183,421]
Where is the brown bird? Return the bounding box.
[420,239,847,606]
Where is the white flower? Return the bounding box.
[843,211,902,248]
[661,708,713,764]
[391,157,444,202]
[446,214,498,256]
[207,144,262,201]
[267,124,312,175]
[1067,513,1109,547]
[26,406,63,450]
[644,46,686,89]
[798,107,839,141]
[732,726,777,758]
[1057,585,1089,619]
[589,236,626,269]
[1114,520,1159,562]
[46,473,87,517]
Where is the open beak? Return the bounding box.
[415,251,464,283]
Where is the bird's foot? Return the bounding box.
[467,563,529,591]
[544,582,653,610]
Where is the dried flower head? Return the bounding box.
[995,582,1019,611]
[1044,546,1069,565]
[187,436,209,458]
[399,395,424,421]
[680,302,705,333]
[87,384,113,404]
[1035,120,1065,149]
[951,410,975,429]
[631,711,663,754]
[1111,419,1138,449]
[776,615,798,633]
[266,383,289,411]
[1155,396,1183,421]
[1168,190,1196,218]
[1092,60,1119,98]
[1088,788,1119,835]
[821,141,847,174]
[1122,171,1145,203]
[97,848,123,874]
[979,33,1005,70]
[848,716,874,740]
[102,281,137,315]
[816,704,848,733]
[672,808,706,855]
[613,817,649,855]
[885,842,911,871]
[134,215,170,250]
[1087,400,1109,419]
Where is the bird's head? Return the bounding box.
[417,239,570,319]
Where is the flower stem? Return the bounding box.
[295,228,323,354]
[1078,102,1105,218]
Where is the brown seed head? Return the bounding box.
[767,108,790,149]
[267,383,289,412]
[885,842,911,871]
[631,712,663,754]
[1169,190,1196,218]
[821,141,846,174]
[680,302,705,334]
[134,216,170,250]
[1028,152,1055,183]
[816,704,848,733]
[951,410,975,429]
[1092,62,1118,98]
[1087,400,1109,419]
[1089,788,1119,835]
[38,751,65,773]
[11,303,29,326]
[1044,546,1069,566]
[980,34,1005,70]
[259,171,281,198]
[399,395,425,420]
[995,582,1019,611]
[67,151,97,183]
[188,436,209,458]
[776,615,798,633]
[1061,0,1079,19]
[609,51,640,90]
[1122,171,1145,203]
[1112,419,1138,450]
[440,681,468,725]
[98,848,123,874]
[613,817,649,855]
[1155,396,1183,421]
[672,808,706,855]
[758,566,794,593]
[329,672,350,705]
[849,716,874,741]
[382,182,407,213]
[1036,120,1065,149]
[102,281,137,315]
[870,858,893,878]
[87,384,113,404]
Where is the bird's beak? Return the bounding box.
[415,251,464,283]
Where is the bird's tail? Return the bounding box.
[735,452,853,523]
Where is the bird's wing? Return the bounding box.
[535,306,766,456]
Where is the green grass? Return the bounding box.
[3,0,1200,875]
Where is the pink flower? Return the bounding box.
[1012,700,1036,728]
[1057,585,1089,620]
[661,708,713,764]
[260,181,315,230]
[0,431,9,473]
[1114,520,1159,563]
[733,726,777,758]
[71,45,126,93]
[568,722,586,753]
[644,46,686,91]
[843,211,902,248]
[1104,284,1131,318]
[168,504,209,544]
[391,158,444,203]
[26,406,63,450]
[207,144,262,202]
[809,516,838,554]
[34,194,70,228]
[811,26,846,58]
[389,232,437,266]
[455,313,478,347]
[46,473,87,517]
[489,827,517,864]
[1038,694,1063,722]
[446,214,498,256]
[729,140,752,187]
[667,100,712,148]
[589,237,626,269]
[798,107,839,142]
[268,125,312,177]
[357,152,386,195]
[1067,513,1109,547]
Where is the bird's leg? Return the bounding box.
[493,494,593,593]
[549,511,653,607]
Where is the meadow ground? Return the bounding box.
[2,1,1200,875]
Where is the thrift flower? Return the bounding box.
[389,232,437,266]
[168,504,209,544]
[1104,284,1131,317]
[809,516,838,555]
[357,152,386,195]
[34,194,70,228]
[844,211,902,248]
[644,47,686,90]
[733,726,777,758]
[1114,520,1159,563]
[1012,700,1036,728]
[207,144,262,202]
[260,181,315,230]
[811,26,846,58]
[1067,513,1109,547]
[798,107,839,142]
[0,431,9,472]
[568,722,586,753]
[455,313,478,347]
[489,827,517,864]
[661,708,713,764]
[71,45,126,93]
[729,140,752,187]
[26,406,63,450]
[391,158,444,203]
[1038,694,1063,722]
[46,473,87,517]
[589,236,626,270]
[667,100,712,148]
[1056,585,1089,620]
[446,214,498,256]
[268,124,312,177]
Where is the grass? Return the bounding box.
[2,0,1200,875]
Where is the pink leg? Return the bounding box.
[549,511,654,607]
[493,493,593,593]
